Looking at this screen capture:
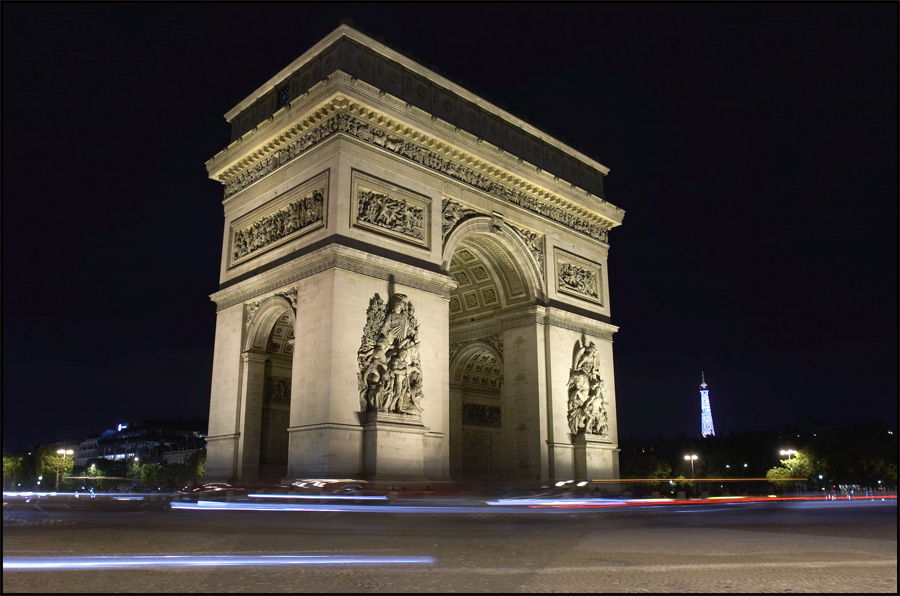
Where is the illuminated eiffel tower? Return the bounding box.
[700,372,716,437]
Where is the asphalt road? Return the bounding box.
[3,496,896,593]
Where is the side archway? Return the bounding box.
[449,340,504,481]
[241,294,296,482]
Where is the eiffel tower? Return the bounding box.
[700,372,716,437]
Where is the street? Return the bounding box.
[3,495,896,593]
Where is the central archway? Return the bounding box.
[443,217,544,482]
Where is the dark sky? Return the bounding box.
[2,3,897,453]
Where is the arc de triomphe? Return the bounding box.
[204,25,625,485]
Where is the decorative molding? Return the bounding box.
[220,110,613,243]
[497,307,546,331]
[555,247,604,306]
[229,171,328,267]
[205,433,240,443]
[350,169,431,249]
[544,309,618,341]
[212,244,456,311]
[357,293,424,416]
[566,336,609,437]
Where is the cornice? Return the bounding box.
[210,243,457,311]
[544,308,619,342]
[207,76,623,239]
[449,322,504,345]
[223,25,611,179]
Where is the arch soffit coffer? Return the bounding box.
[450,340,503,385]
[244,295,296,352]
[442,216,545,300]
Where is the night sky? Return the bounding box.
[2,3,897,453]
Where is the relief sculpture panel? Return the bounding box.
[229,171,328,267]
[357,293,425,415]
[351,169,431,249]
[555,248,604,305]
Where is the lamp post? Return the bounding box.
[55,449,73,491]
[779,449,797,460]
[684,454,698,479]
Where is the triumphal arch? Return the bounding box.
[204,25,625,485]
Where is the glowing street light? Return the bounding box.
[780,449,798,460]
[55,449,74,491]
[684,454,698,479]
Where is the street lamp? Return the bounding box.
[55,449,74,491]
[780,449,797,460]
[684,454,698,479]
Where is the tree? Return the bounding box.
[765,465,794,486]
[138,463,165,489]
[3,455,26,490]
[36,446,75,490]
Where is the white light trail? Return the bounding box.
[4,554,435,571]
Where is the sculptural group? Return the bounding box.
[566,337,608,436]
[358,293,425,415]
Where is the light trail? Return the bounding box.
[3,554,435,571]
[167,494,895,514]
[246,493,388,501]
[171,501,518,514]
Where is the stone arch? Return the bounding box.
[450,340,503,386]
[449,340,504,481]
[240,293,296,483]
[244,295,296,352]
[442,216,545,301]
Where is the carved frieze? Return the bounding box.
[350,170,431,249]
[229,171,328,267]
[555,248,603,306]
[462,403,501,427]
[222,112,612,244]
[566,336,608,437]
[357,293,424,416]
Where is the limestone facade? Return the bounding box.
[205,25,625,484]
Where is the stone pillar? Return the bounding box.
[236,352,267,482]
[448,386,463,479]
[205,304,245,482]
[500,309,550,482]
[285,264,451,481]
[573,433,616,481]
[362,412,428,480]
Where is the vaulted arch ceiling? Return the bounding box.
[266,313,294,355]
[454,349,502,390]
[448,234,530,323]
